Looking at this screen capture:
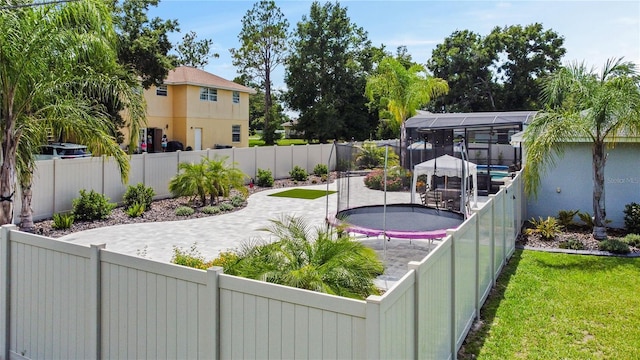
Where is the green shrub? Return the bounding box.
[210,251,240,270]
[171,244,212,270]
[578,211,594,228]
[525,216,562,240]
[320,174,328,182]
[52,212,74,230]
[558,238,585,250]
[313,163,328,176]
[123,183,155,211]
[598,239,630,254]
[355,141,399,169]
[289,165,308,181]
[623,202,640,234]
[230,195,245,207]
[621,233,640,247]
[72,189,116,221]
[126,202,145,218]
[219,203,234,211]
[363,167,409,191]
[256,168,274,187]
[557,209,579,229]
[202,206,221,215]
[175,206,195,216]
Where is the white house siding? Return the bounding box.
[526,142,640,228]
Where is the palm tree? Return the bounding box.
[205,156,248,205]
[226,215,384,299]
[169,156,249,206]
[0,0,145,228]
[365,57,449,166]
[169,160,210,206]
[524,58,640,239]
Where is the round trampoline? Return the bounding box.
[330,204,465,239]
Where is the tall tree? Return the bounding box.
[488,23,566,110]
[112,0,179,89]
[176,30,218,68]
[0,0,145,227]
[106,0,178,148]
[230,0,289,145]
[524,58,640,239]
[428,30,497,112]
[285,1,375,142]
[366,57,449,166]
[427,24,565,112]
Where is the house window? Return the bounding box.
[232,125,241,142]
[200,87,217,101]
[233,91,240,104]
[156,85,167,96]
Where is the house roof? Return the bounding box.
[405,111,537,131]
[165,66,257,94]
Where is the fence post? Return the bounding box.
[408,261,421,358]
[447,229,457,359]
[365,295,383,359]
[89,244,106,360]
[474,209,481,321]
[203,267,222,360]
[0,225,17,360]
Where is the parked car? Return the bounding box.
[36,143,92,160]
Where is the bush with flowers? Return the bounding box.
[363,166,411,191]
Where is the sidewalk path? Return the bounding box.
[63,179,451,284]
[63,183,340,263]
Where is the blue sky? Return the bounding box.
[150,0,640,90]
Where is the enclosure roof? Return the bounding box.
[405,111,537,131]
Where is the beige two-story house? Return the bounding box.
[141,66,256,151]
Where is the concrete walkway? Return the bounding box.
[62,182,341,263]
[62,178,466,283]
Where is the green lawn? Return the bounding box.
[461,250,640,359]
[268,188,336,200]
[248,136,309,147]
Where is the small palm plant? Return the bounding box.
[169,156,248,206]
[169,160,210,205]
[225,215,384,299]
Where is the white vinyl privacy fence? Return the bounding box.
[14,144,334,224]
[1,172,522,360]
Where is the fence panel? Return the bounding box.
[177,149,207,166]
[53,157,103,214]
[374,271,415,359]
[492,189,506,277]
[411,237,454,360]
[5,231,95,360]
[476,204,494,306]
[143,153,179,199]
[504,182,516,257]
[100,251,211,359]
[291,145,309,173]
[102,157,128,205]
[127,155,146,190]
[233,147,258,180]
[218,274,367,360]
[453,215,478,351]
[307,145,324,171]
[274,146,293,179]
[255,146,276,177]
[31,161,55,221]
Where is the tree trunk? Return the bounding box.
[19,177,35,232]
[592,141,607,239]
[400,121,407,168]
[264,69,273,144]
[0,132,18,226]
